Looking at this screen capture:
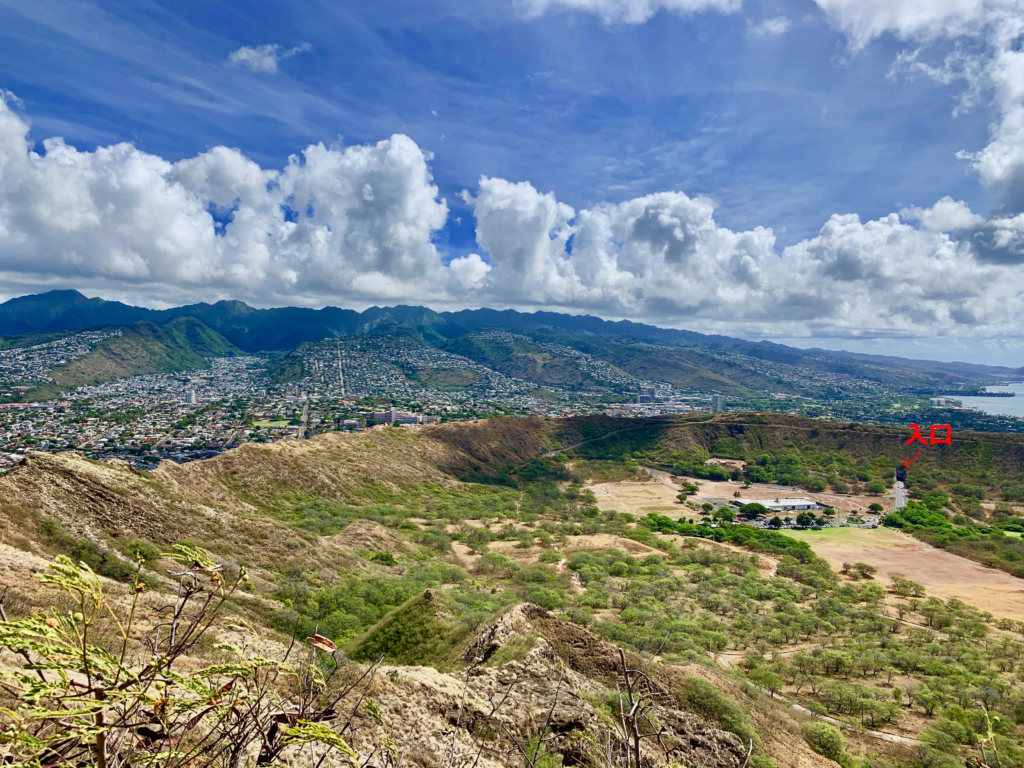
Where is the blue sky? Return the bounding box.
[0,0,994,244]
[0,0,1021,364]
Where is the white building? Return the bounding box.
[735,497,819,513]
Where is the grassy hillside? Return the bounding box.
[542,413,1024,492]
[545,413,1024,579]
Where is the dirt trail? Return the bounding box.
[548,423,667,456]
[551,544,585,590]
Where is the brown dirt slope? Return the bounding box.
[5,413,1023,570]
[332,519,417,555]
[0,419,551,570]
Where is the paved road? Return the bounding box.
[894,481,907,511]
[642,465,678,488]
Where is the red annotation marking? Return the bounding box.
[902,424,952,472]
[905,424,953,446]
[903,448,922,470]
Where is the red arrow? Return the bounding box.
[902,448,921,469]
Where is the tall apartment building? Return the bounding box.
[368,406,398,424]
[637,386,656,404]
[710,394,724,413]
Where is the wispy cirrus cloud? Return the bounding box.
[746,16,792,39]
[516,0,740,24]
[813,0,1024,265]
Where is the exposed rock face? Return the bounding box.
[346,604,750,768]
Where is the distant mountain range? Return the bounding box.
[0,290,1020,397]
[0,290,743,350]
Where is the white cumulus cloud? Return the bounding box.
[227,43,312,74]
[461,177,1023,337]
[2,94,1024,339]
[901,196,985,231]
[0,93,468,307]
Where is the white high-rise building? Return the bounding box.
[184,389,197,405]
[710,394,724,413]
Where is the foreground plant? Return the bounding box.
[0,546,383,767]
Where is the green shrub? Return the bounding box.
[676,677,758,747]
[805,722,845,760]
[124,539,161,564]
[40,517,143,585]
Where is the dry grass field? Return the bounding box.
[785,526,1024,621]
[590,476,1024,621]
[590,475,892,519]
[590,478,684,517]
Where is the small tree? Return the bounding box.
[869,502,884,513]
[466,527,492,554]
[831,478,850,494]
[749,668,783,698]
[740,503,769,518]
[855,562,878,579]
[796,511,816,528]
[768,516,783,528]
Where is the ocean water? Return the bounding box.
[956,384,1024,419]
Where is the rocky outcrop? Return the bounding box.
[344,603,751,768]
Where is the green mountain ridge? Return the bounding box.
[1,291,1021,398]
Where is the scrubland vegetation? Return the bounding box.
[218,447,1024,766]
[6,414,1024,766]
